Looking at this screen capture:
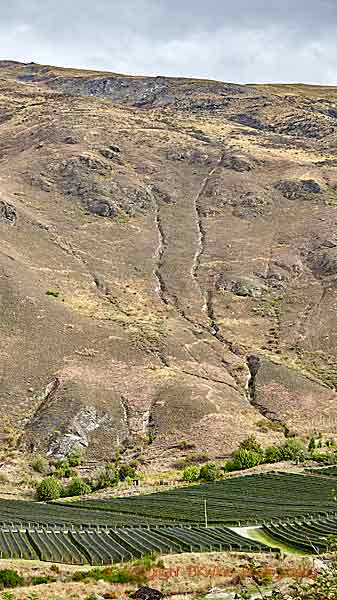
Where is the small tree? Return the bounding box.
[239,436,264,459]
[31,455,49,474]
[308,437,316,451]
[118,464,136,481]
[68,447,83,467]
[182,465,200,482]
[0,569,24,589]
[264,445,282,464]
[36,477,62,501]
[199,462,222,481]
[278,439,305,463]
[52,459,74,478]
[93,464,119,490]
[64,476,91,497]
[231,448,262,470]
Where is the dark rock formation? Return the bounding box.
[275,179,321,199]
[132,587,163,600]
[0,200,16,224]
[217,275,266,298]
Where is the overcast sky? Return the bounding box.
[1,0,337,84]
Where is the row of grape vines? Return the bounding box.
[0,473,334,530]
[0,525,275,564]
[263,513,337,553]
[70,473,337,525]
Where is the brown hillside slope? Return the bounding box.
[1,61,337,467]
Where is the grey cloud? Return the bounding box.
[1,0,337,83]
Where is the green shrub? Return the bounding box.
[64,476,91,497]
[31,576,56,585]
[50,564,60,574]
[178,439,196,450]
[278,439,306,462]
[223,459,236,472]
[177,451,209,468]
[46,289,59,298]
[231,448,262,470]
[182,465,200,482]
[148,431,156,444]
[1,592,16,600]
[308,437,316,451]
[71,571,88,582]
[311,452,337,464]
[0,570,24,589]
[35,477,62,501]
[264,445,282,464]
[118,464,136,481]
[199,462,222,481]
[52,459,75,479]
[87,566,146,585]
[31,455,49,474]
[92,464,119,490]
[68,447,83,467]
[239,436,264,459]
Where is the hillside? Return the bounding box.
[1,61,337,468]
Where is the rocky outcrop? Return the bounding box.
[308,248,337,277]
[222,154,253,172]
[0,199,16,224]
[217,275,266,299]
[275,179,321,199]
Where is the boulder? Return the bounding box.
[275,179,321,199]
[87,197,118,217]
[132,587,163,600]
[222,154,253,172]
[0,200,16,224]
[217,275,266,299]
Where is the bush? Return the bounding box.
[50,564,60,574]
[264,445,282,464]
[52,459,75,479]
[178,439,196,450]
[31,576,56,585]
[31,455,49,474]
[231,448,262,471]
[278,439,306,462]
[223,459,236,472]
[308,437,316,451]
[64,476,91,497]
[0,570,24,589]
[92,464,119,491]
[182,465,200,482]
[71,571,88,582]
[118,464,136,481]
[177,451,209,468]
[68,447,83,467]
[46,289,59,298]
[239,436,264,458]
[311,452,337,464]
[87,566,146,585]
[35,477,62,501]
[199,462,222,481]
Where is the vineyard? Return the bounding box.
[0,473,333,562]
[0,525,273,564]
[263,513,337,553]
[68,473,337,526]
[306,466,337,478]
